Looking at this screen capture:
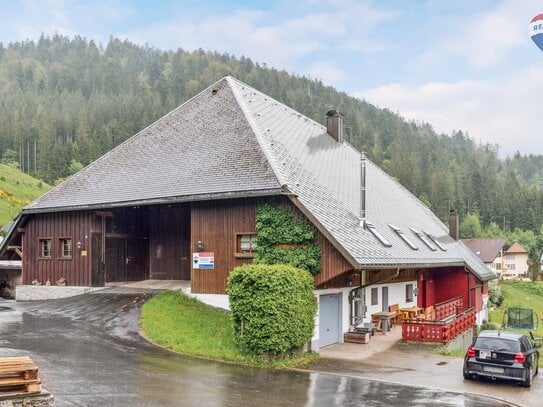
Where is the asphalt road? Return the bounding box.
[0,290,512,406]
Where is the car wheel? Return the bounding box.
[535,360,539,377]
[463,366,473,381]
[521,367,532,388]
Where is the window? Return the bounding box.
[366,222,392,247]
[389,224,418,250]
[39,239,51,258]
[406,284,414,303]
[409,228,437,251]
[507,264,516,270]
[371,287,378,305]
[495,263,502,270]
[425,233,447,251]
[236,233,257,257]
[60,238,72,258]
[505,254,514,260]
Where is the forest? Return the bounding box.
[1,34,543,267]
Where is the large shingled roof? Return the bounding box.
[20,76,495,281]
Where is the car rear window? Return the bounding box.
[474,337,520,352]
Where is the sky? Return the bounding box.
[1,0,542,157]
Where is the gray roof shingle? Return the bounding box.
[21,76,495,281]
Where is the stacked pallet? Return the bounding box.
[0,357,41,397]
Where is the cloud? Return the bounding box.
[119,1,396,71]
[306,62,344,85]
[419,0,539,69]
[356,60,543,156]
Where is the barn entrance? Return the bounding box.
[105,237,148,282]
[91,205,191,286]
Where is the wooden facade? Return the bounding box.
[190,200,258,294]
[22,211,94,286]
[19,196,359,293]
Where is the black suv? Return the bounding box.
[463,330,540,387]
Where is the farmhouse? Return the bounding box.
[0,76,494,349]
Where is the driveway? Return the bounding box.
[0,290,514,406]
[303,340,542,407]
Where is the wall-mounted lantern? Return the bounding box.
[76,241,84,252]
[196,240,205,252]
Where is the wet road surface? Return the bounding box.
[0,292,511,406]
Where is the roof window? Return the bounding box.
[425,232,447,251]
[389,224,418,250]
[366,222,392,247]
[410,228,437,251]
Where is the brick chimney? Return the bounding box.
[449,210,459,240]
[326,110,344,143]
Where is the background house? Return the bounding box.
[501,242,529,280]
[462,238,506,278]
[0,76,494,349]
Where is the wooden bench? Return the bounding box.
[388,303,403,324]
[0,357,41,397]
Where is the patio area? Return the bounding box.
[318,324,402,361]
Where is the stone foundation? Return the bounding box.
[16,285,106,301]
[444,326,475,351]
[0,391,54,406]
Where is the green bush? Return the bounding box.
[254,203,321,275]
[227,264,317,356]
[488,280,504,307]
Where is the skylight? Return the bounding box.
[366,222,392,247]
[425,232,447,251]
[389,224,418,250]
[410,228,437,251]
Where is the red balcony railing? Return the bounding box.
[402,307,476,343]
[434,296,464,320]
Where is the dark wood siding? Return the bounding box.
[191,198,355,294]
[314,231,354,286]
[149,206,190,280]
[22,211,93,286]
[191,200,256,294]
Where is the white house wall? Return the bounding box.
[362,281,418,324]
[312,287,351,350]
[312,281,417,350]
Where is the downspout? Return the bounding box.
[349,267,401,329]
[465,267,471,308]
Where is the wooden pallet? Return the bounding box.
[0,357,41,397]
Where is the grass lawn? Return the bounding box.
[488,281,543,362]
[140,290,317,368]
[0,164,51,227]
[488,281,543,339]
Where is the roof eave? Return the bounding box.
[23,188,284,215]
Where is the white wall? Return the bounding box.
[312,287,352,350]
[362,280,418,325]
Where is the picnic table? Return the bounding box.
[371,311,396,335]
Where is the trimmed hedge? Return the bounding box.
[227,264,317,356]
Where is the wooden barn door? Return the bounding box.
[126,237,148,281]
[105,237,127,282]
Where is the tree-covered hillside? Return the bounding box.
[1,34,542,235]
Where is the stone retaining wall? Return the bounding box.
[0,391,54,407]
[16,285,106,301]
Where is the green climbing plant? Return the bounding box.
[254,203,321,275]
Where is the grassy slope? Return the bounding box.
[489,281,543,339]
[140,291,317,368]
[0,164,51,228]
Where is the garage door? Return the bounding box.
[319,293,341,348]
